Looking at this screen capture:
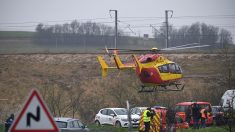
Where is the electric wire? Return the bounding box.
[0,14,235,37]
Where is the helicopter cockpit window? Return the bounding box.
[169,63,182,74]
[169,63,176,73]
[175,64,182,74]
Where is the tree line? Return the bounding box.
[154,22,233,48]
[34,20,128,48]
[34,20,233,50]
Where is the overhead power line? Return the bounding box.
[172,15,235,19]
[0,17,113,25]
[2,23,235,29]
[1,14,235,25]
[1,14,235,38]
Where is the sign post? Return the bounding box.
[10,89,59,132]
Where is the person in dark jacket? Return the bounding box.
[5,114,14,132]
[191,103,201,129]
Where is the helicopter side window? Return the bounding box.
[158,65,169,73]
[158,66,163,72]
[142,57,152,63]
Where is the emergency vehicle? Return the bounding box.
[175,102,213,126]
[139,106,189,132]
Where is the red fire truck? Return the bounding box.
[139,106,189,132]
[175,102,213,126]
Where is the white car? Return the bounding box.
[221,89,235,111]
[131,107,147,116]
[94,108,140,127]
[54,117,89,132]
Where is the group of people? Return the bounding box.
[192,103,208,129]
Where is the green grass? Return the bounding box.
[87,125,235,132]
[0,123,4,132]
[0,31,35,37]
[0,124,234,132]
[176,125,235,132]
[88,125,138,132]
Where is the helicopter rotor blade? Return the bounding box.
[162,43,200,50]
[105,46,113,57]
[163,44,210,51]
[104,48,148,52]
[103,48,161,53]
[105,46,109,54]
[103,43,210,54]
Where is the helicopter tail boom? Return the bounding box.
[132,54,143,73]
[113,54,124,69]
[113,54,135,69]
[97,56,116,77]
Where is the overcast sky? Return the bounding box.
[0,0,235,38]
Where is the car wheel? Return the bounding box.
[115,121,122,127]
[95,120,100,126]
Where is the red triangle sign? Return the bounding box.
[10,89,59,132]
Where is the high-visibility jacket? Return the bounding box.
[143,110,151,122]
[200,109,206,118]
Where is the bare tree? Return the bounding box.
[201,23,219,46]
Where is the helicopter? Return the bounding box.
[97,43,209,92]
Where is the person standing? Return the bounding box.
[143,107,152,132]
[5,114,14,132]
[200,108,208,128]
[191,103,200,129]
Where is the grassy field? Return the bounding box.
[177,126,235,132]
[1,31,234,54]
[87,125,235,132]
[0,31,35,38]
[0,123,4,132]
[89,125,235,132]
[0,124,234,132]
[0,31,235,130]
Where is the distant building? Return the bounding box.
[144,34,149,39]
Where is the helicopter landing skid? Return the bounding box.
[138,84,184,93]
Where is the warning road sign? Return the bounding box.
[10,89,59,132]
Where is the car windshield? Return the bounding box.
[140,108,146,112]
[200,104,212,112]
[56,121,67,128]
[212,107,217,113]
[114,109,128,115]
[212,107,223,113]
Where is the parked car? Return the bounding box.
[94,108,140,127]
[175,102,213,126]
[130,107,147,115]
[212,106,225,125]
[54,117,89,132]
[221,89,235,111]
